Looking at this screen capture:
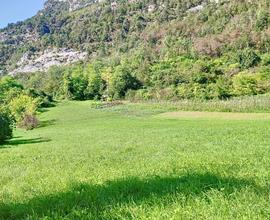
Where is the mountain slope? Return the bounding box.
[0,0,270,75]
[0,0,212,74]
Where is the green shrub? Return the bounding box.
[154,87,177,100]
[84,64,105,100]
[255,68,270,94]
[177,84,194,99]
[261,54,270,65]
[108,66,141,99]
[236,49,261,69]
[126,89,152,101]
[232,73,258,96]
[8,94,39,123]
[192,83,208,100]
[206,77,232,99]
[150,60,177,87]
[255,11,269,31]
[0,76,23,103]
[69,75,88,100]
[0,111,13,144]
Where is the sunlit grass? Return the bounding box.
[0,101,270,219]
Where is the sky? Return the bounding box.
[0,0,45,28]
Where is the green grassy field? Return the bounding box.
[1,101,270,219]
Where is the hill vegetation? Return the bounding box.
[0,0,270,102]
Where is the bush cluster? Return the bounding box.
[0,76,43,143]
[0,111,13,144]
[18,114,39,130]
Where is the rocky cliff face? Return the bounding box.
[44,0,98,12]
[10,48,87,75]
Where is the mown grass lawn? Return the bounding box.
[0,101,270,219]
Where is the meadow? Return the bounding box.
[0,101,270,219]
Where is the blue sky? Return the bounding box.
[0,0,45,28]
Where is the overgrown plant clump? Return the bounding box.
[18,113,39,130]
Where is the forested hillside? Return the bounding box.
[1,0,270,100]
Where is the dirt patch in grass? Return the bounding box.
[158,111,270,120]
[90,101,124,109]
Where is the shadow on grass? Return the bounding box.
[38,108,50,113]
[0,172,267,219]
[4,137,51,146]
[38,101,58,113]
[38,119,57,128]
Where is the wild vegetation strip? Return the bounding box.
[133,95,270,113]
[158,111,270,120]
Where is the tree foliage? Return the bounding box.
[3,0,270,101]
